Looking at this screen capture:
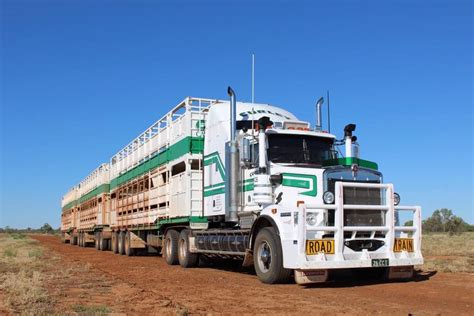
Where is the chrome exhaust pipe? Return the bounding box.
[228,87,237,142]
[315,97,324,131]
[225,87,239,223]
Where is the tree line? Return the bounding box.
[405,208,473,235]
[1,223,58,235]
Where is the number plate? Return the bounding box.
[305,240,335,255]
[371,258,389,267]
[393,238,414,252]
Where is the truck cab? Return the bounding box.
[199,91,423,284]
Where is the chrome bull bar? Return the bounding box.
[297,182,422,263]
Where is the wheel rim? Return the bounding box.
[178,238,185,260]
[257,240,272,273]
[165,237,171,259]
[125,234,129,252]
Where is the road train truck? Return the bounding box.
[60,88,423,284]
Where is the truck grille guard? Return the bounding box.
[296,182,422,263]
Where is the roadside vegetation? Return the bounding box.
[0,223,58,235]
[405,209,474,273]
[0,233,52,314]
[0,233,114,315]
[421,232,474,273]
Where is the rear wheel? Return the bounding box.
[163,229,179,265]
[253,227,292,284]
[79,233,83,247]
[118,231,125,255]
[178,230,198,268]
[99,234,108,251]
[124,231,135,256]
[95,232,100,250]
[72,235,78,246]
[111,231,119,254]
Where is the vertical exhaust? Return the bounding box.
[344,124,356,158]
[315,97,324,131]
[225,87,239,223]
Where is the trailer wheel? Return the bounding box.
[111,231,119,254]
[163,229,179,265]
[99,234,108,251]
[118,231,125,255]
[72,235,78,246]
[178,230,198,268]
[124,231,135,256]
[253,227,292,284]
[78,233,83,247]
[95,232,100,250]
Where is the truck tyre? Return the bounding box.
[124,231,135,256]
[253,227,292,284]
[118,231,125,255]
[111,231,119,254]
[178,230,198,268]
[79,233,83,247]
[99,234,108,251]
[163,229,179,265]
[95,232,100,250]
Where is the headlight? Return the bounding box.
[394,192,400,206]
[306,212,317,226]
[323,191,335,204]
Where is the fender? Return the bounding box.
[248,205,297,250]
[248,214,280,251]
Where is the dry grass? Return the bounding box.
[421,232,474,273]
[0,233,53,314]
[0,234,114,315]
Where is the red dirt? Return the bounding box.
[32,235,473,315]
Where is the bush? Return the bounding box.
[423,209,469,235]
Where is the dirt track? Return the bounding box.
[33,235,473,315]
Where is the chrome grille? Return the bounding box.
[328,179,385,227]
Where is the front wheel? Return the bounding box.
[253,227,292,284]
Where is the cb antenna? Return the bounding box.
[327,90,331,133]
[252,53,255,103]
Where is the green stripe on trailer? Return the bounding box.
[62,200,78,212]
[110,136,204,190]
[78,184,110,204]
[323,157,378,170]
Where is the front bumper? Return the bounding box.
[282,182,423,271]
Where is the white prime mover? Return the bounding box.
[61,87,423,285]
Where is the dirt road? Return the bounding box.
[33,235,473,315]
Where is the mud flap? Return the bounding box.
[294,269,329,284]
[130,231,147,249]
[242,249,253,267]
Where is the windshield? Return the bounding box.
[267,134,336,166]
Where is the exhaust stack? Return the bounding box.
[315,97,324,131]
[225,87,239,223]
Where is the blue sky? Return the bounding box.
[1,0,472,228]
